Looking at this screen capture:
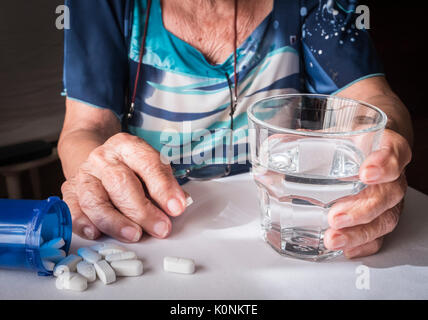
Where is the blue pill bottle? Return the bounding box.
[0,197,72,276]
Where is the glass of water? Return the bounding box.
[247,94,387,261]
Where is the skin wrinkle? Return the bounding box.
[329,177,404,226]
[162,0,272,64]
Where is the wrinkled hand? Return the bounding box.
[324,129,412,258]
[61,133,188,242]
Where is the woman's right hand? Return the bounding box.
[61,132,189,243]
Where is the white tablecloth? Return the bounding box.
[1,173,427,300]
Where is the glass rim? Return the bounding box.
[247,93,388,137]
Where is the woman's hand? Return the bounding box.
[61,132,188,243]
[324,129,412,258]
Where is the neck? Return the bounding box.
[167,0,257,19]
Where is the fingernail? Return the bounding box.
[153,221,169,238]
[333,213,352,229]
[83,227,95,240]
[331,234,347,249]
[167,198,184,216]
[121,226,141,242]
[362,166,380,182]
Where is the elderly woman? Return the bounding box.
[59,0,413,259]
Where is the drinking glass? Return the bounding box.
[247,94,387,261]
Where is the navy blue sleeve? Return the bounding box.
[63,0,132,119]
[300,0,384,94]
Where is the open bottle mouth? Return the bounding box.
[247,94,388,137]
[31,197,72,275]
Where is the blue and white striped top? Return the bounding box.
[64,0,383,174]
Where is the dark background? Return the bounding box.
[367,1,427,193]
[0,1,427,198]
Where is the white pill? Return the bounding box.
[56,272,88,292]
[42,259,55,271]
[94,260,116,285]
[41,237,65,249]
[54,254,83,276]
[92,243,126,256]
[40,248,66,263]
[77,247,102,264]
[163,256,195,274]
[105,251,137,262]
[185,196,194,207]
[110,260,143,277]
[77,260,97,282]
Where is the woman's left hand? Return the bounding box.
[323,129,412,258]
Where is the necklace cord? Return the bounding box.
[130,0,238,122]
[130,0,153,111]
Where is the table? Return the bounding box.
[1,173,427,300]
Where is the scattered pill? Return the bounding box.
[40,248,66,263]
[41,237,65,249]
[105,251,137,263]
[56,272,88,292]
[77,247,102,264]
[163,256,195,274]
[110,260,143,277]
[97,244,126,256]
[94,260,116,285]
[42,259,55,271]
[77,260,97,282]
[54,254,82,277]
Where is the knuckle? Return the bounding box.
[382,209,400,234]
[87,146,107,166]
[392,133,412,167]
[373,238,384,252]
[358,193,380,224]
[110,132,130,143]
[109,132,140,148]
[103,167,131,191]
[61,180,71,195]
[79,189,104,212]
[143,156,171,177]
[137,198,153,221]
[146,167,174,195]
[360,226,372,244]
[388,156,401,179]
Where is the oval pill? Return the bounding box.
[77,247,102,264]
[92,243,126,256]
[105,251,137,262]
[54,254,83,277]
[94,260,116,285]
[42,237,65,249]
[163,256,195,274]
[56,272,87,292]
[77,260,97,282]
[110,260,143,277]
[42,259,55,271]
[40,248,66,263]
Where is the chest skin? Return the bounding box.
[161,0,274,65]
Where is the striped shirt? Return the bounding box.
[64,0,383,175]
